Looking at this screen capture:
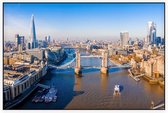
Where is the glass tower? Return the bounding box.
[28,14,38,49]
[120,31,129,48]
[147,21,156,45]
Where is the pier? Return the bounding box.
[128,69,140,82]
[151,103,164,110]
[135,74,145,78]
[37,83,50,89]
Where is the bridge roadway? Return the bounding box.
[48,54,130,70]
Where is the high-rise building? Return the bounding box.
[28,14,38,49]
[53,39,56,44]
[47,36,51,43]
[38,40,47,48]
[15,34,25,50]
[128,38,133,45]
[156,37,161,46]
[45,36,47,42]
[147,21,156,45]
[120,31,129,48]
[161,38,165,45]
[45,35,51,43]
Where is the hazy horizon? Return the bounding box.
[4,3,164,42]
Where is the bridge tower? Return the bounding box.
[75,50,82,75]
[100,50,108,74]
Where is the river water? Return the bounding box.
[14,49,164,110]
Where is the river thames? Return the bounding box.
[14,49,164,110]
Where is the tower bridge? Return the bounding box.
[48,49,130,75]
[74,49,109,75]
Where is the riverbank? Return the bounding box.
[56,51,68,65]
[4,49,69,109]
[4,65,48,109]
[142,75,164,88]
[46,47,67,65]
[12,50,164,110]
[4,82,39,109]
[128,68,164,88]
[128,69,140,82]
[109,59,123,66]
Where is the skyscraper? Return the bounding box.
[28,14,38,49]
[161,38,165,45]
[120,31,129,48]
[147,21,156,45]
[45,35,51,43]
[47,36,51,43]
[156,36,161,46]
[15,34,25,50]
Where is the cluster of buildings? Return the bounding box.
[4,15,55,53]
[15,34,25,51]
[108,21,165,85]
[100,21,165,87]
[140,55,164,79]
[3,14,67,108]
[3,52,48,106]
[3,12,165,108]
[129,49,164,85]
[119,21,164,50]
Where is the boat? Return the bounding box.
[32,86,58,103]
[44,87,58,103]
[113,85,120,95]
[52,96,57,102]
[32,88,49,103]
[32,96,37,102]
[41,95,45,100]
[35,96,40,103]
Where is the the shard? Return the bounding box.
[28,14,37,49]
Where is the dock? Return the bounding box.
[143,75,161,85]
[135,74,144,78]
[129,74,140,82]
[152,103,164,110]
[128,69,140,82]
[37,83,50,89]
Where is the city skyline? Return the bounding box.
[3,3,165,110]
[4,3,164,41]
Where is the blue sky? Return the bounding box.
[4,3,164,41]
